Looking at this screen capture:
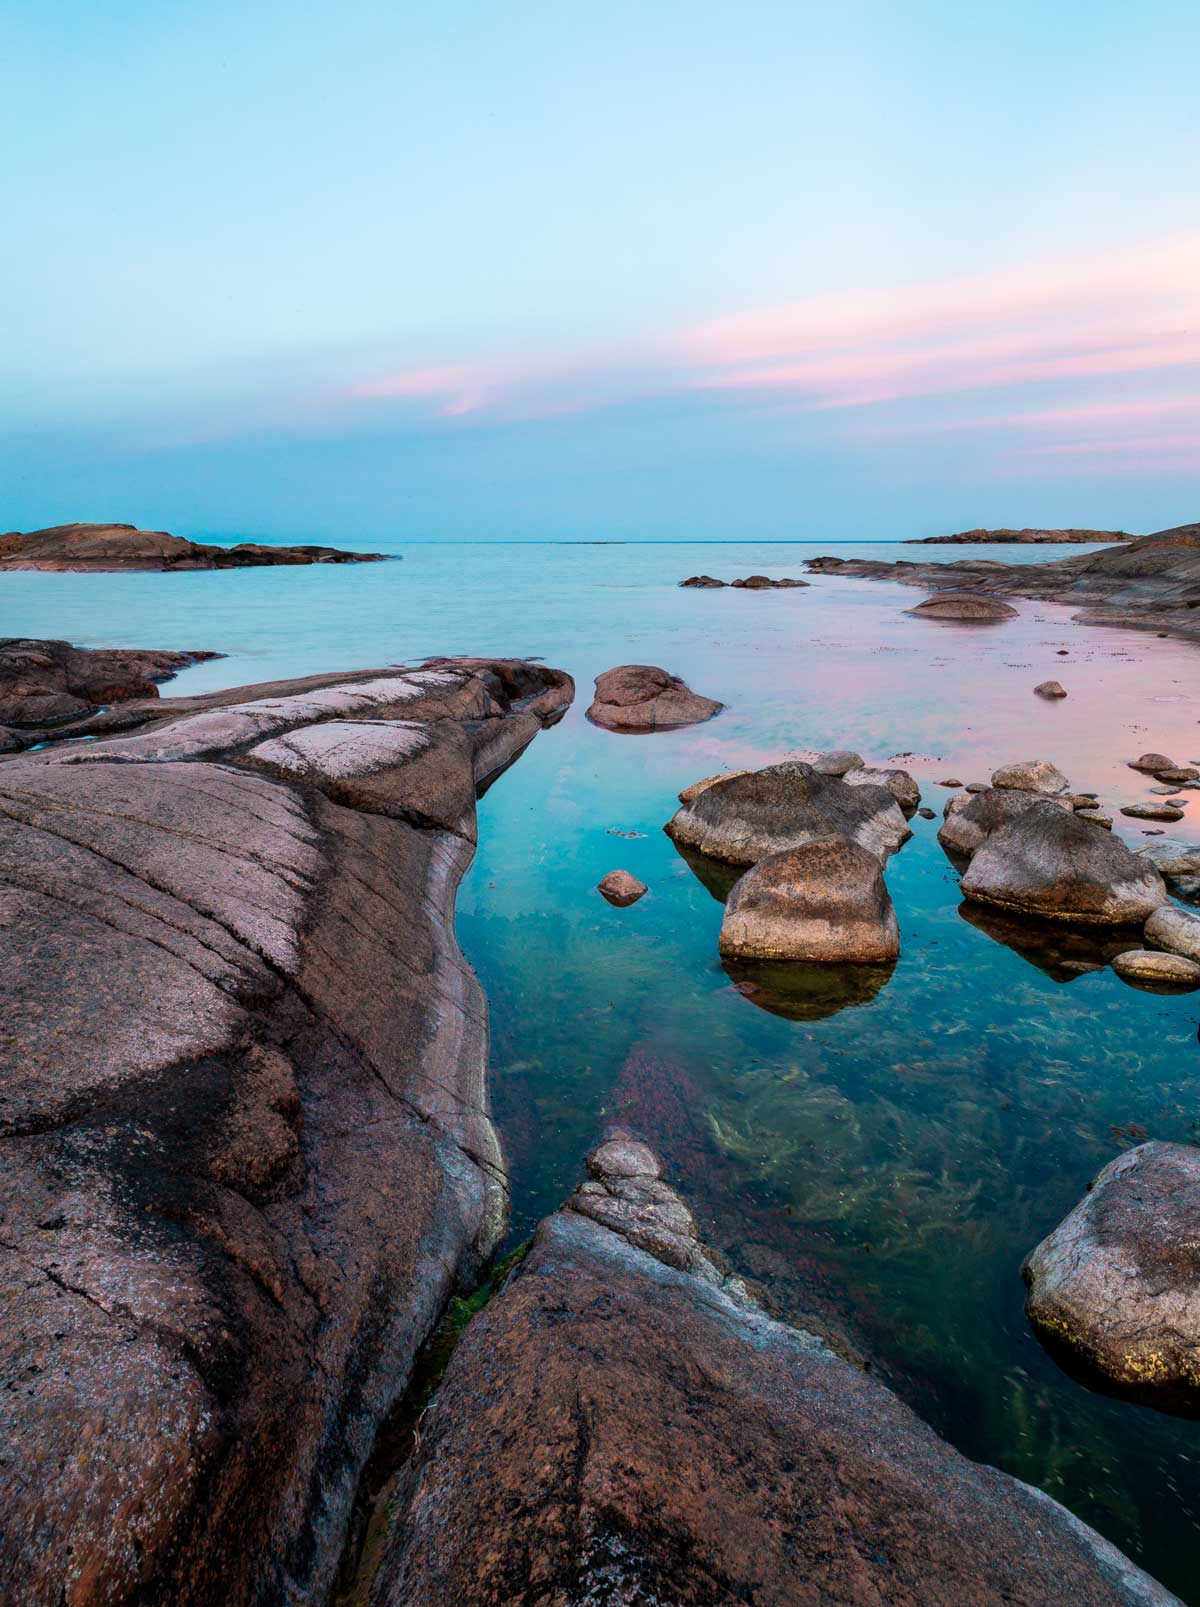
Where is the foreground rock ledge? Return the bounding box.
[371,1133,1180,1606]
[0,521,389,570]
[1024,1143,1200,1416]
[0,653,573,1607]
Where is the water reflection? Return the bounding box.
[723,956,897,1021]
[957,901,1142,984]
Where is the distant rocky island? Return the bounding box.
[0,521,390,571]
[908,526,1134,544]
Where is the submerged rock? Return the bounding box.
[723,956,896,1020]
[1145,904,1200,963]
[718,835,900,964]
[597,869,647,907]
[1024,1143,1200,1416]
[666,761,911,867]
[0,655,573,1607]
[959,800,1168,924]
[370,1137,1182,1606]
[1135,841,1200,901]
[587,664,722,731]
[991,758,1069,795]
[1111,949,1200,990]
[958,903,1143,984]
[907,591,1019,621]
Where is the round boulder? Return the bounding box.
[1145,904,1200,964]
[1121,803,1185,822]
[810,750,863,776]
[939,786,1071,862]
[665,762,912,868]
[597,869,647,907]
[587,665,722,732]
[906,592,1018,621]
[1034,680,1067,698]
[991,759,1069,795]
[1112,949,1200,990]
[1129,753,1176,773]
[843,764,921,814]
[959,800,1168,924]
[1023,1142,1200,1413]
[718,835,900,963]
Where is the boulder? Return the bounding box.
[1111,949,1200,989]
[597,869,647,907]
[679,574,725,587]
[1077,809,1114,829]
[1130,753,1176,773]
[939,786,1071,861]
[718,835,900,963]
[843,763,921,813]
[587,664,722,731]
[369,1138,1181,1607]
[1122,803,1185,822]
[906,591,1019,621]
[810,749,863,776]
[730,574,808,588]
[1024,1143,1200,1415]
[959,800,1168,924]
[1136,842,1200,901]
[1154,767,1199,784]
[991,759,1069,795]
[0,655,573,1607]
[1145,905,1200,963]
[665,761,912,867]
[677,769,751,803]
[1034,680,1067,698]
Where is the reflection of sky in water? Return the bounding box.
[7,540,1200,1599]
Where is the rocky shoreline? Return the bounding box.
[805,523,1200,640]
[908,526,1133,544]
[0,521,389,570]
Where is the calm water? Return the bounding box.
[6,539,1200,1597]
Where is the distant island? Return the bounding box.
[0,521,391,571]
[908,526,1133,545]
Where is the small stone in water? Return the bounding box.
[939,778,963,788]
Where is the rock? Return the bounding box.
[991,759,1069,795]
[677,769,752,803]
[1136,842,1200,900]
[1024,1142,1200,1415]
[0,522,389,571]
[1130,753,1177,772]
[965,781,990,793]
[810,748,863,776]
[0,724,23,753]
[907,591,1019,621]
[0,655,573,1607]
[1069,794,1098,808]
[718,835,900,964]
[1154,767,1200,783]
[665,762,912,867]
[730,574,808,588]
[959,800,1168,924]
[370,1138,1181,1607]
[1122,803,1185,822]
[842,764,921,813]
[938,786,1072,861]
[1111,949,1200,989]
[1034,680,1067,698]
[939,777,963,787]
[597,869,647,907]
[1145,904,1200,963]
[679,574,726,587]
[958,902,1143,984]
[0,637,221,729]
[587,664,722,731]
[918,806,936,819]
[1076,809,1114,829]
[909,527,1133,544]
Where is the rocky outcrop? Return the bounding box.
[939,785,1071,861]
[665,761,912,867]
[0,654,573,1607]
[907,591,1019,621]
[679,573,725,586]
[586,664,722,731]
[370,1135,1181,1606]
[597,869,647,906]
[718,835,900,963]
[0,638,220,731]
[0,522,388,570]
[959,800,1168,924]
[1024,1143,1200,1416]
[909,526,1132,544]
[806,527,1200,642]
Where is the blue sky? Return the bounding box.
[3,0,1198,540]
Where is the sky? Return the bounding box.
[2,0,1198,541]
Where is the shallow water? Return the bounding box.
[6,539,1200,1598]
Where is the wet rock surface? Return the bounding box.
[1024,1143,1200,1416]
[666,760,912,868]
[0,637,220,731]
[719,834,900,963]
[1111,949,1200,989]
[0,522,389,570]
[586,664,723,730]
[371,1136,1181,1607]
[939,785,1071,861]
[907,590,1019,620]
[959,800,1168,924]
[597,868,647,906]
[806,526,1200,642]
[0,654,573,1607]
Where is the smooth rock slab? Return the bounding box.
[1122,803,1185,822]
[907,591,1019,620]
[1024,1142,1200,1415]
[718,835,900,963]
[960,800,1167,924]
[587,664,722,731]
[666,761,912,867]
